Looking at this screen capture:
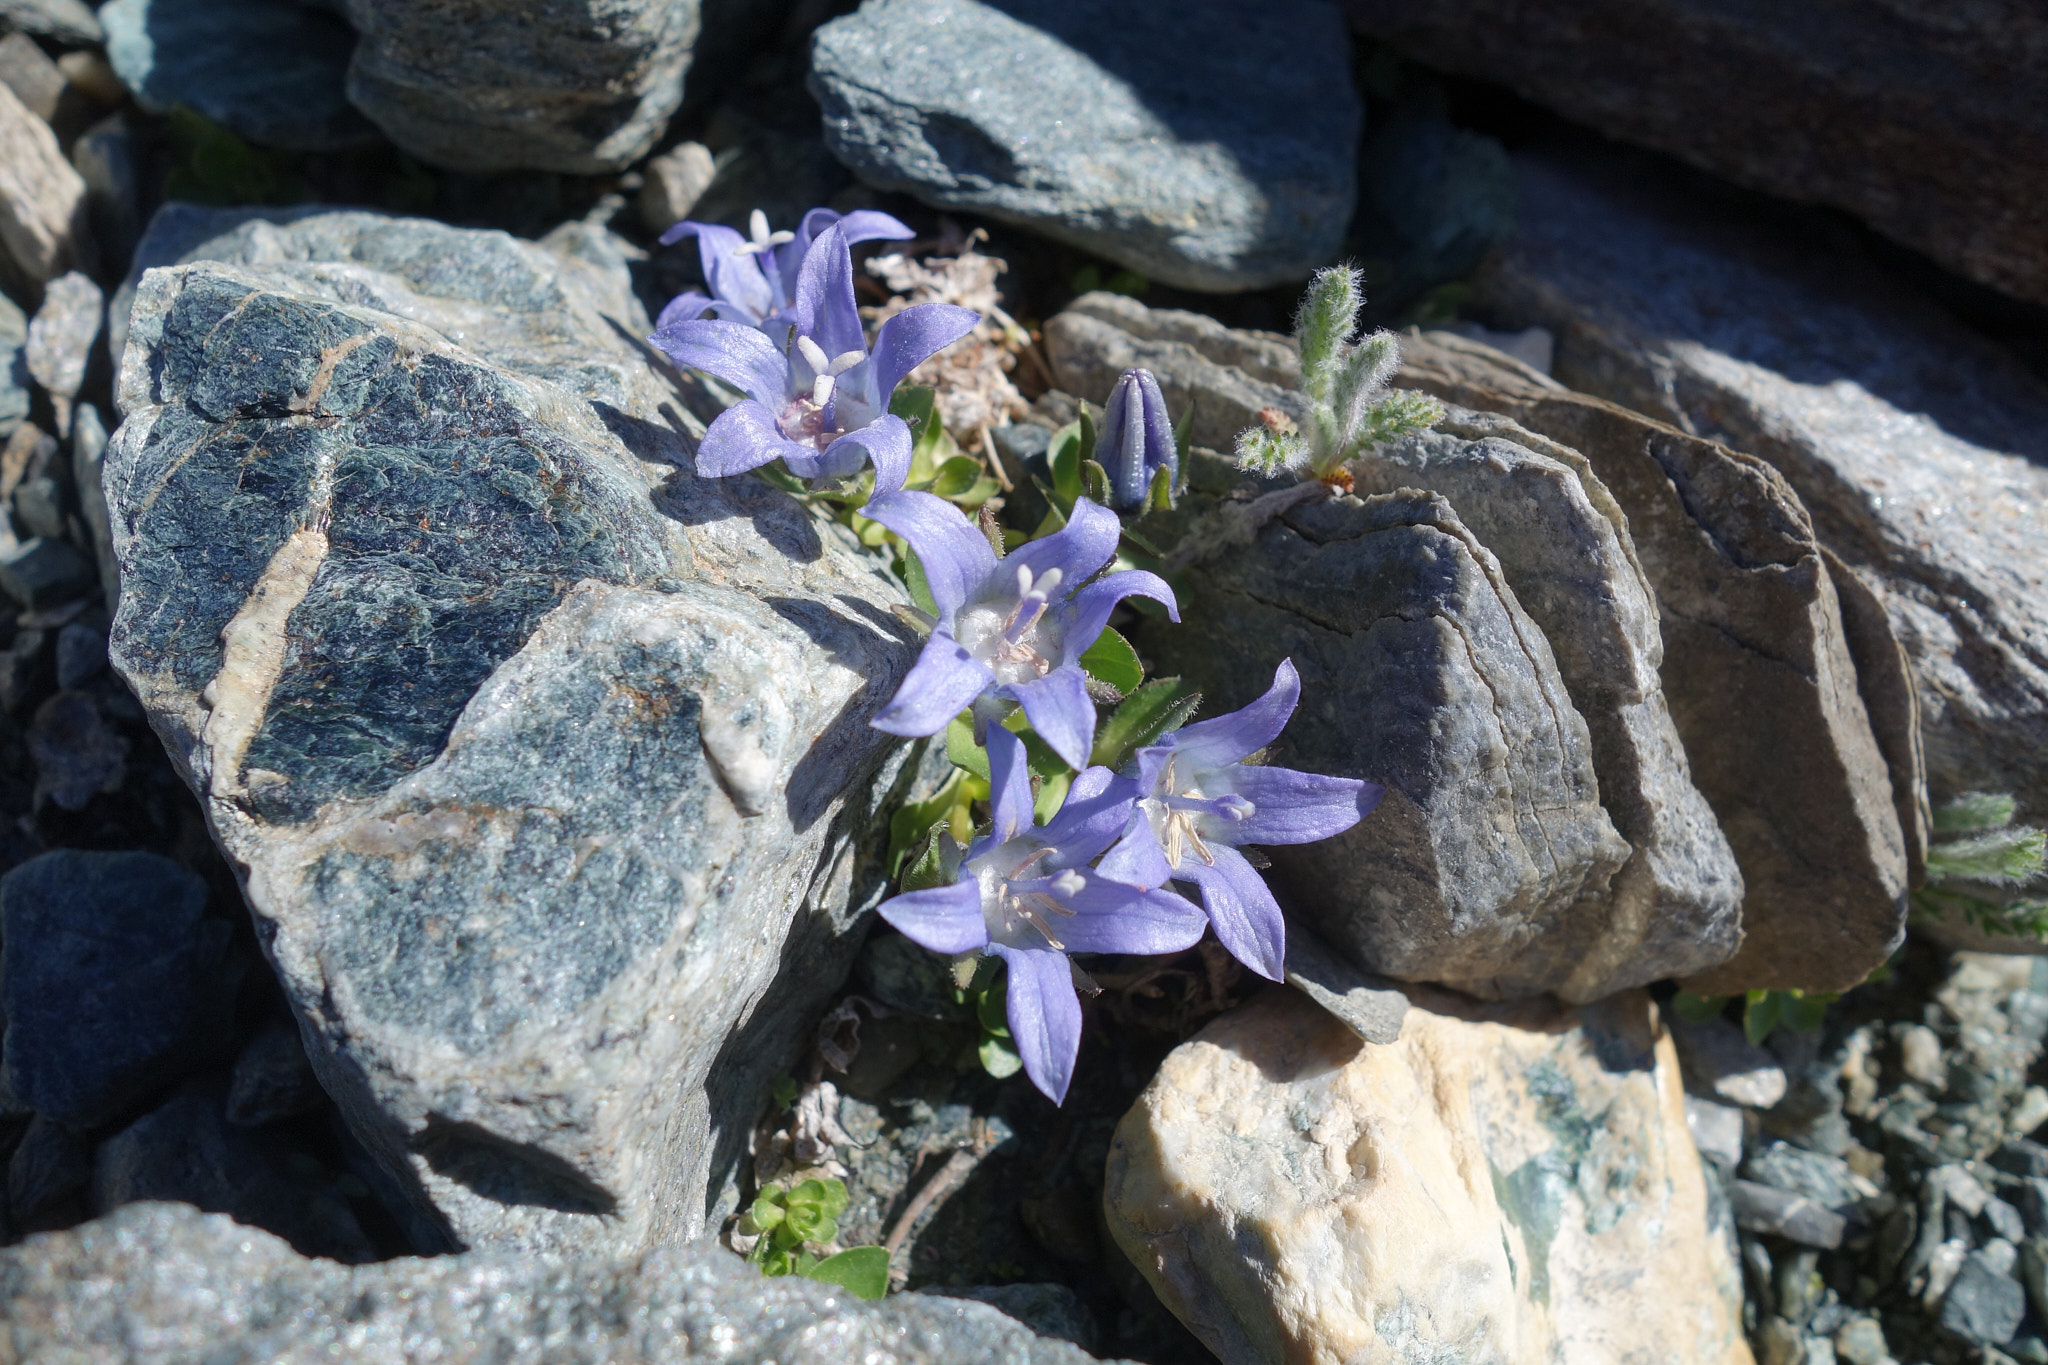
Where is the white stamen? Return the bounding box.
[827,349,866,376]
[1049,870,1086,898]
[733,209,796,257]
[1015,564,1034,598]
[796,335,830,374]
[1032,567,1063,598]
[811,373,836,406]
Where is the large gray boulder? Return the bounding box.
[105,207,929,1255]
[1137,473,1637,1001]
[0,1201,1119,1364]
[1469,150,2048,836]
[1342,0,2048,307]
[809,0,1359,292]
[338,0,703,173]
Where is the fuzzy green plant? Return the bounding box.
[1235,265,1443,481]
[1912,791,2048,938]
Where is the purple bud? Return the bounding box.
[1099,368,1177,510]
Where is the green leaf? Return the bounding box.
[930,455,985,498]
[1145,463,1175,514]
[1047,422,1084,506]
[803,1246,891,1300]
[1033,768,1071,825]
[1090,678,1200,771]
[1172,401,1195,469]
[976,974,1010,1037]
[900,547,938,617]
[1925,826,2047,887]
[979,1033,1023,1078]
[1076,407,1097,479]
[900,822,958,893]
[770,1075,798,1109]
[1295,266,1361,402]
[888,769,967,878]
[1934,791,2018,834]
[1742,990,1782,1046]
[1079,627,1144,697]
[1782,992,1836,1033]
[1079,459,1112,507]
[755,464,811,495]
[1669,991,1726,1025]
[1105,269,1150,297]
[946,716,990,780]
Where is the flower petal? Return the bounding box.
[1097,818,1177,890]
[1003,666,1096,772]
[871,303,981,407]
[1052,875,1207,955]
[649,318,789,408]
[993,943,1082,1104]
[986,725,1034,844]
[822,414,913,495]
[860,490,998,620]
[1179,844,1287,981]
[1005,496,1121,594]
[1061,569,1178,666]
[878,878,987,956]
[696,401,814,478]
[655,291,715,331]
[1039,770,1139,866]
[661,221,773,324]
[793,222,867,360]
[871,631,995,739]
[1100,368,1177,509]
[1165,658,1302,769]
[1223,767,1380,846]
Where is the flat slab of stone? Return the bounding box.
[0,1201,1120,1363]
[105,208,928,1255]
[810,0,1358,292]
[1106,986,1752,1364]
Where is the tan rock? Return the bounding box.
[1105,986,1753,1365]
[637,140,716,235]
[0,78,92,285]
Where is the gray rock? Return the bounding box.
[0,1201,1115,1363]
[1354,412,1745,997]
[105,208,928,1254]
[1394,329,1912,995]
[69,402,114,607]
[638,139,716,235]
[810,0,1358,292]
[100,0,375,151]
[1469,149,2048,839]
[338,0,702,173]
[1833,1316,1889,1365]
[1134,472,1633,999]
[1342,0,2048,308]
[921,1283,1097,1353]
[1996,1139,2048,1180]
[93,1083,376,1262]
[0,29,64,123]
[1684,1094,1744,1175]
[2025,1237,2048,1329]
[70,113,140,276]
[1281,918,1407,1044]
[23,268,99,434]
[1730,1179,1847,1249]
[0,850,229,1128]
[1742,1141,1862,1211]
[0,537,90,610]
[1990,1197,2029,1244]
[26,688,127,808]
[224,1019,323,1127]
[1672,1015,1789,1109]
[0,626,48,712]
[7,1112,91,1225]
[0,0,101,45]
[0,289,26,438]
[0,78,91,285]
[52,620,103,689]
[11,472,64,539]
[1941,1251,2027,1345]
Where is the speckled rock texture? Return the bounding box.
[1392,331,1915,995]
[0,78,91,286]
[103,207,931,1256]
[1104,986,1753,1365]
[809,0,1359,292]
[337,0,703,173]
[0,1201,1118,1364]
[0,290,26,438]
[1341,0,2048,307]
[1134,464,1636,1001]
[100,0,377,151]
[1469,149,2048,842]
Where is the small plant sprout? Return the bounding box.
[1234,264,1443,483]
[651,221,978,490]
[878,727,1207,1102]
[861,492,1177,770]
[739,1176,889,1299]
[657,207,915,338]
[1099,368,1178,510]
[1100,659,1381,981]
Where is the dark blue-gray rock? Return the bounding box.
[1671,1015,1787,1109]
[0,626,49,712]
[1470,148,2048,855]
[0,289,26,438]
[810,0,1359,292]
[1729,1179,1847,1249]
[923,1284,1097,1353]
[69,403,115,608]
[70,114,140,275]
[0,1201,1121,1363]
[100,0,376,151]
[337,0,703,173]
[52,620,103,689]
[92,1083,375,1262]
[1942,1251,2027,1346]
[0,0,101,44]
[26,689,128,809]
[1741,1141,1863,1211]
[11,473,64,540]
[106,207,929,1254]
[224,1019,323,1127]
[0,850,229,1128]
[7,1112,92,1225]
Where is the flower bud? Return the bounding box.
[1099,368,1177,510]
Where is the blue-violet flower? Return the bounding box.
[1099,367,1176,509]
[656,207,915,339]
[1099,659,1381,981]
[862,492,1176,770]
[650,222,978,490]
[878,727,1206,1101]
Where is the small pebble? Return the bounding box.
[1833,1315,1889,1365]
[1899,1024,1945,1087]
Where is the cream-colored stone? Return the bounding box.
[0,78,90,283]
[1105,985,1753,1365]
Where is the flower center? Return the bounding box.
[732,208,795,257]
[1143,754,1253,869]
[975,843,1080,950]
[778,335,871,451]
[955,564,1065,686]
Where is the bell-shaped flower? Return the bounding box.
[655,206,915,338]
[1099,659,1381,981]
[651,222,978,489]
[1099,368,1176,509]
[861,492,1176,769]
[878,727,1206,1102]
